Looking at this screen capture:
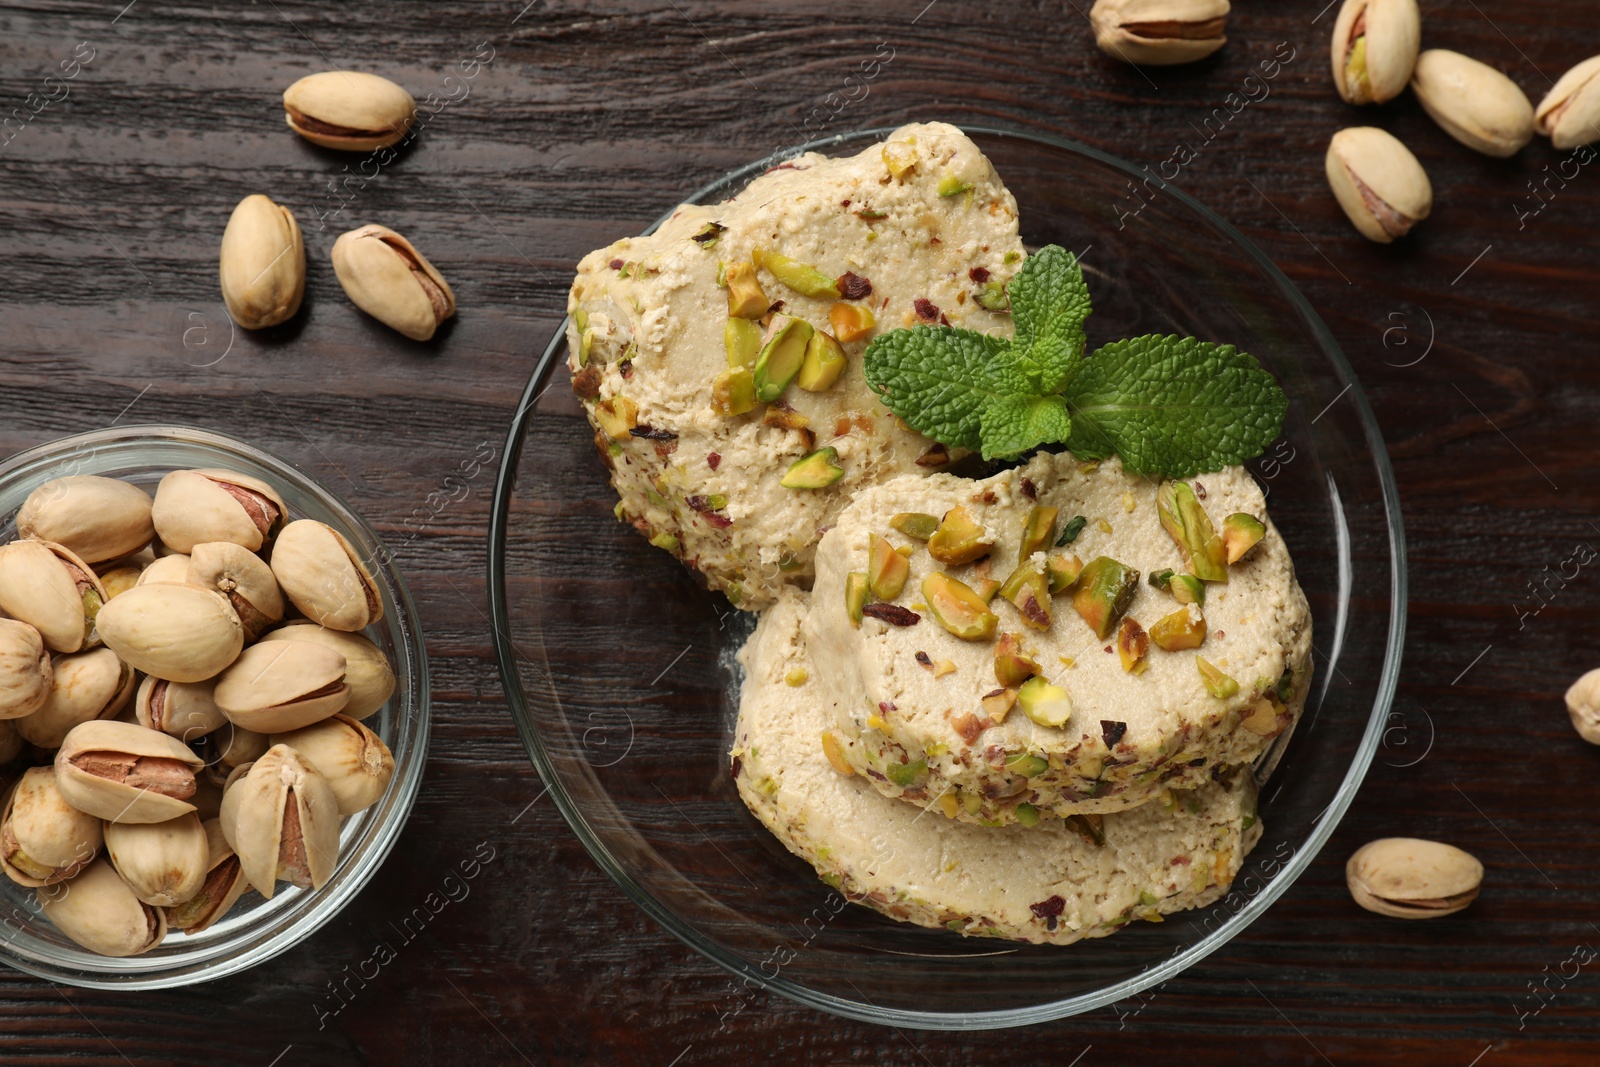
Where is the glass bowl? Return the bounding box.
[0,425,429,988]
[490,127,1405,1028]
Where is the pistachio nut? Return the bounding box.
[1347,837,1482,918]
[282,70,415,151]
[38,857,166,957]
[0,539,108,654]
[0,619,52,720]
[219,744,340,897]
[54,719,204,824]
[187,541,285,641]
[219,194,306,330]
[1535,55,1600,150]
[330,224,456,341]
[1331,0,1420,105]
[104,811,209,907]
[96,582,243,684]
[1326,127,1432,243]
[1564,668,1600,745]
[269,519,384,632]
[16,476,155,564]
[260,622,395,719]
[165,818,249,933]
[1411,49,1534,158]
[150,469,285,554]
[135,554,191,587]
[1089,0,1229,67]
[0,721,20,764]
[15,647,135,748]
[136,675,226,743]
[214,641,350,733]
[272,713,393,815]
[98,566,143,600]
[1,767,103,887]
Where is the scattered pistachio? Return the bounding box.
[219,194,306,330]
[1018,505,1059,562]
[890,513,940,541]
[829,301,876,342]
[994,632,1041,688]
[1071,556,1139,639]
[1150,604,1207,651]
[1331,0,1421,105]
[1411,49,1534,158]
[780,447,844,490]
[1535,55,1600,149]
[1017,676,1072,728]
[1564,668,1600,745]
[724,261,769,318]
[330,224,455,341]
[1116,617,1150,673]
[796,330,847,392]
[980,688,1018,722]
[753,247,840,299]
[1346,838,1482,919]
[752,314,815,403]
[1195,656,1239,699]
[282,70,415,151]
[1056,515,1088,546]
[922,573,998,641]
[1157,480,1227,582]
[711,368,758,417]
[1046,553,1084,595]
[1221,513,1266,564]
[1089,0,1230,67]
[845,572,870,628]
[725,316,763,369]
[927,506,995,566]
[867,534,910,601]
[1326,127,1433,243]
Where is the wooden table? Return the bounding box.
[3,1,1598,1062]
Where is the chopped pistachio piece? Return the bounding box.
[753,247,840,299]
[937,174,974,197]
[1005,751,1048,778]
[994,631,1041,688]
[868,533,910,601]
[752,315,815,403]
[761,403,809,431]
[724,260,769,319]
[927,505,995,566]
[1170,573,1205,605]
[1071,556,1140,639]
[1017,676,1073,728]
[829,301,875,342]
[890,512,940,541]
[1158,480,1228,582]
[711,367,757,417]
[796,330,847,392]
[922,572,998,641]
[1150,604,1207,651]
[649,531,680,552]
[593,395,639,439]
[885,759,927,787]
[821,731,853,775]
[980,687,1018,721]
[1240,697,1279,735]
[1001,566,1052,631]
[1056,514,1087,546]
[1221,513,1267,564]
[785,668,808,686]
[1014,802,1041,827]
[781,447,844,490]
[973,280,1010,311]
[1276,669,1295,703]
[1116,617,1150,674]
[1018,505,1059,562]
[724,316,763,368]
[1148,568,1175,590]
[882,140,916,179]
[1066,814,1105,847]
[845,571,869,627]
[1046,553,1084,595]
[1195,656,1240,699]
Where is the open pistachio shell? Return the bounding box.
[1326,127,1432,243]
[150,469,286,554]
[272,714,394,815]
[187,542,285,642]
[96,582,244,683]
[104,811,209,907]
[1347,837,1483,918]
[1566,668,1600,745]
[283,71,416,152]
[135,554,191,587]
[1,766,103,887]
[1535,55,1600,150]
[165,818,249,933]
[55,720,204,824]
[0,619,52,720]
[39,857,166,956]
[330,224,456,341]
[219,193,305,330]
[1331,0,1420,105]
[1088,0,1229,66]
[16,476,155,565]
[215,641,349,734]
[219,744,340,898]
[0,540,107,654]
[136,675,226,743]
[260,622,395,719]
[15,647,136,748]
[270,520,384,632]
[1411,49,1534,158]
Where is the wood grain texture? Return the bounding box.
[2,0,1599,1062]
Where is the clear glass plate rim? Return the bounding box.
[488,124,1409,1029]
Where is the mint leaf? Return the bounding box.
[1062,335,1287,478]
[1004,246,1092,394]
[978,394,1073,460]
[862,326,1012,452]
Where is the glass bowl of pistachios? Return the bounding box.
[0,425,428,988]
[491,125,1405,1028]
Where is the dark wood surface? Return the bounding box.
[3,1,1599,1062]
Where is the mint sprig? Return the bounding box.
[862,245,1287,478]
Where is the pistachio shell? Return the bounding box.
[136,675,226,743]
[55,719,204,824]
[16,476,155,564]
[1347,837,1482,918]
[1565,668,1600,745]
[215,641,349,733]
[96,582,244,683]
[39,857,166,956]
[1089,0,1229,66]
[15,647,135,748]
[187,541,285,641]
[165,818,249,933]
[1535,55,1600,149]
[270,519,384,632]
[219,744,340,898]
[1411,49,1534,158]
[271,713,394,815]
[104,811,209,907]
[0,619,52,720]
[219,194,306,330]
[1326,127,1432,243]
[150,469,286,554]
[135,554,191,587]
[0,540,107,654]
[283,70,416,151]
[330,224,456,341]
[260,623,395,719]
[1331,0,1420,105]
[1,766,103,887]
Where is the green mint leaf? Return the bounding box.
[977,394,1073,460]
[862,326,1013,452]
[1062,335,1287,479]
[1003,245,1092,394]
